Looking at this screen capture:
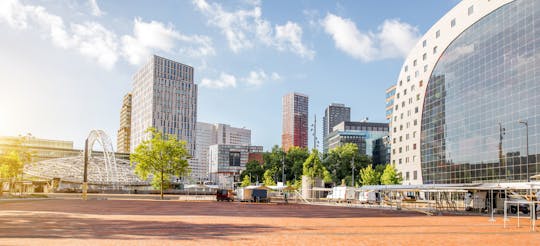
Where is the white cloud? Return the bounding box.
[0,0,214,69]
[193,0,314,59]
[321,13,420,62]
[200,73,237,89]
[242,69,280,86]
[71,22,118,68]
[271,72,280,80]
[121,18,215,65]
[377,19,420,59]
[275,22,314,59]
[88,0,104,17]
[0,0,118,69]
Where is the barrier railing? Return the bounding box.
[503,200,538,231]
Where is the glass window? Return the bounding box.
[421,0,540,184]
[422,40,427,47]
[433,46,438,54]
[451,18,456,27]
[436,30,440,38]
[468,5,474,15]
[423,53,427,61]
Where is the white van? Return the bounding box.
[358,191,377,204]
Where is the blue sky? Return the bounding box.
[0,0,458,150]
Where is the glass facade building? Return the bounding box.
[421,0,540,184]
[391,0,540,184]
[323,103,351,153]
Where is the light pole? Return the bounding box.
[282,151,286,185]
[519,120,530,182]
[351,156,355,187]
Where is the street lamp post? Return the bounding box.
[282,151,285,185]
[519,120,530,182]
[351,156,355,187]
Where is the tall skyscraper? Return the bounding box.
[130,55,197,159]
[282,92,308,151]
[322,103,350,153]
[194,122,251,181]
[117,93,132,153]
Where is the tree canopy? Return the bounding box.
[359,165,381,186]
[131,128,191,199]
[303,149,332,182]
[380,164,402,185]
[0,136,32,194]
[322,143,371,185]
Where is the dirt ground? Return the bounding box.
[0,199,538,245]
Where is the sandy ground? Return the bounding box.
[0,199,538,245]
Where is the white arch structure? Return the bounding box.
[391,0,514,184]
[85,130,120,189]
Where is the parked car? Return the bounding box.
[507,192,530,214]
[216,189,233,202]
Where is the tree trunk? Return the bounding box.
[160,169,164,200]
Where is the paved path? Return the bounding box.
[0,199,537,245]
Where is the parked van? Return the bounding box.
[327,186,356,201]
[358,191,377,204]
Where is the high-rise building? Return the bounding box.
[130,55,197,159]
[117,93,132,153]
[194,122,251,181]
[282,92,309,151]
[391,0,540,184]
[323,103,351,153]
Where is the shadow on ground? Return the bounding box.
[0,199,424,218]
[0,211,276,240]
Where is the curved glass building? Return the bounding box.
[391,0,540,184]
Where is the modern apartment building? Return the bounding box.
[328,121,389,159]
[117,93,132,153]
[208,145,263,188]
[130,55,197,160]
[391,0,540,184]
[194,122,251,181]
[282,92,309,151]
[323,103,351,153]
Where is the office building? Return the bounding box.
[391,0,540,184]
[0,135,77,162]
[208,145,263,188]
[385,85,396,122]
[323,103,351,153]
[130,55,197,159]
[194,122,251,181]
[328,121,389,158]
[282,92,309,151]
[117,93,132,153]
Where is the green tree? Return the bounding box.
[0,151,23,194]
[303,149,331,181]
[286,146,309,183]
[131,128,191,200]
[380,164,402,185]
[240,160,264,184]
[323,143,371,185]
[263,169,276,186]
[360,165,381,186]
[240,175,251,187]
[0,136,32,194]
